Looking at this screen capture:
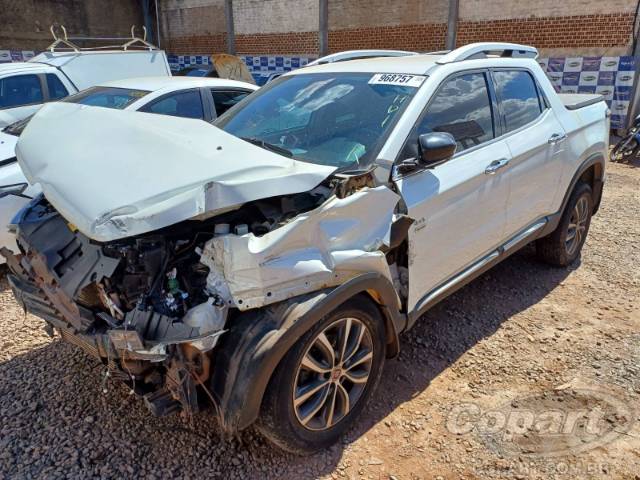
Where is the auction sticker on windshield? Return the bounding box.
[369,73,425,87]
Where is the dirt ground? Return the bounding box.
[0,160,638,479]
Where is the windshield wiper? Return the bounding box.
[241,137,293,158]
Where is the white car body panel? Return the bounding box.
[16,102,335,242]
[396,139,511,310]
[0,161,41,253]
[501,108,567,238]
[0,131,18,160]
[200,186,400,310]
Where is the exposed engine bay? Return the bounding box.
[3,170,409,418]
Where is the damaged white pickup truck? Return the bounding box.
[3,43,608,454]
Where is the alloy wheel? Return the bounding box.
[565,195,589,256]
[292,317,374,431]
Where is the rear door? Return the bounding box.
[394,70,511,312]
[137,88,207,120]
[492,69,567,237]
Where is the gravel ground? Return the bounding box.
[1,161,639,479]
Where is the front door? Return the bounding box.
[394,71,511,312]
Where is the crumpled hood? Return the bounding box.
[16,103,336,242]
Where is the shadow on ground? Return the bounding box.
[0,246,575,478]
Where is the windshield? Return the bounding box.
[215,72,421,169]
[63,86,150,110]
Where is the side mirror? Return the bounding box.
[418,132,457,166]
[634,114,640,128]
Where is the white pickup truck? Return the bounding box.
[4,43,608,454]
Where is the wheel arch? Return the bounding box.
[210,272,405,433]
[542,152,605,236]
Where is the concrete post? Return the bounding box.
[446,0,459,50]
[319,0,328,57]
[225,0,236,55]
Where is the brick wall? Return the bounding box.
[328,23,447,52]
[457,13,635,50]
[159,0,636,57]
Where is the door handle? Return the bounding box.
[484,158,510,175]
[548,133,567,145]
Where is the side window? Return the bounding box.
[411,72,495,153]
[493,70,542,133]
[139,89,204,119]
[211,89,250,116]
[0,74,43,109]
[46,74,69,100]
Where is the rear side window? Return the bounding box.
[211,89,250,116]
[63,86,149,110]
[411,72,495,153]
[139,89,204,119]
[46,74,69,100]
[493,70,542,133]
[0,74,43,108]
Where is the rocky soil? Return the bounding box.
[0,161,639,479]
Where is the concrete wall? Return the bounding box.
[158,0,635,57]
[0,0,143,51]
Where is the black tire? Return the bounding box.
[256,295,386,455]
[536,182,593,267]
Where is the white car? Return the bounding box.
[5,43,607,454]
[0,76,257,257]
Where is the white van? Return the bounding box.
[0,28,171,127]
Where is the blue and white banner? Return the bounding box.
[166,54,316,86]
[539,56,636,129]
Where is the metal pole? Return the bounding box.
[154,0,161,47]
[225,0,236,55]
[445,0,459,50]
[319,0,328,57]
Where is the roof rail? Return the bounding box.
[46,25,158,53]
[307,49,418,66]
[435,42,538,64]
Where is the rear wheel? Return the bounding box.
[257,295,386,455]
[536,182,593,267]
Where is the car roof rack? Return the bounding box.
[435,42,538,64]
[307,49,418,66]
[46,25,158,53]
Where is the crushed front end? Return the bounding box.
[4,195,231,416]
[3,170,405,424]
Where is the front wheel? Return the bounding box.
[257,295,386,455]
[536,182,593,267]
